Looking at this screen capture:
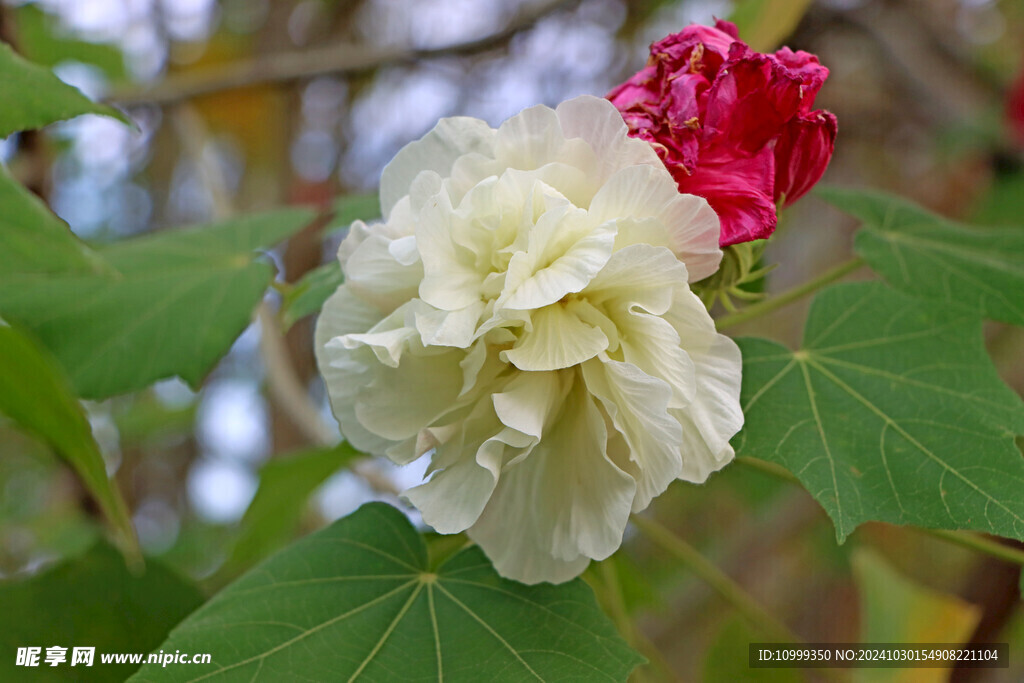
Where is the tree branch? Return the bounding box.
[109,0,577,106]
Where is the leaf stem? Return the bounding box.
[716,256,864,330]
[734,456,1024,567]
[630,513,802,644]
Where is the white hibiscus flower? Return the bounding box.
[315,95,743,584]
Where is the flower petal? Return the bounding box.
[502,302,609,371]
[582,358,684,510]
[555,95,662,180]
[590,165,722,281]
[314,286,395,454]
[469,378,635,583]
[502,207,615,310]
[380,116,495,219]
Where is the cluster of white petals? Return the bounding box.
[315,96,743,584]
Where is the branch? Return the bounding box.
[109,0,577,106]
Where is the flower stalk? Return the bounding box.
[716,256,864,330]
[630,513,802,644]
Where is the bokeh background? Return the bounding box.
[2,0,1023,680]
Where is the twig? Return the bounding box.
[257,303,337,446]
[630,513,803,645]
[109,0,577,106]
[257,303,400,497]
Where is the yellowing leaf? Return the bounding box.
[852,548,981,683]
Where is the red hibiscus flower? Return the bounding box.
[608,20,837,247]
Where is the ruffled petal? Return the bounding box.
[380,116,495,219]
[469,378,635,583]
[314,286,395,455]
[582,358,684,511]
[502,301,609,371]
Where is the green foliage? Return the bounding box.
[325,192,381,234]
[0,164,108,276]
[281,193,379,328]
[0,40,126,138]
[130,503,643,682]
[0,543,204,682]
[735,282,1024,542]
[0,207,315,398]
[215,442,363,581]
[14,4,127,81]
[281,261,344,329]
[820,186,1024,327]
[0,322,136,554]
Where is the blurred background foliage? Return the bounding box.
[0,0,1022,680]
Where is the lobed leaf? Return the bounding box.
[734,282,1024,543]
[129,503,643,682]
[819,186,1024,327]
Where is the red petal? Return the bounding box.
[773,111,838,206]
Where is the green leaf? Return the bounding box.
[14,4,126,81]
[281,261,344,329]
[0,164,108,276]
[129,503,643,682]
[734,282,1024,543]
[728,0,814,51]
[281,192,379,328]
[0,322,136,554]
[819,186,1024,326]
[0,207,315,398]
[0,40,127,138]
[215,442,362,581]
[326,192,380,233]
[0,543,204,683]
[852,548,980,683]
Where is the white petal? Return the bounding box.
[414,300,485,348]
[353,344,468,442]
[416,191,487,311]
[406,455,498,534]
[582,358,683,511]
[554,95,662,180]
[585,244,688,316]
[380,116,495,219]
[589,164,681,225]
[502,208,615,310]
[314,286,395,454]
[491,369,564,440]
[345,233,423,312]
[469,378,635,583]
[502,302,609,371]
[618,313,696,409]
[493,103,566,170]
[674,334,744,482]
[589,165,722,282]
[659,195,723,282]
